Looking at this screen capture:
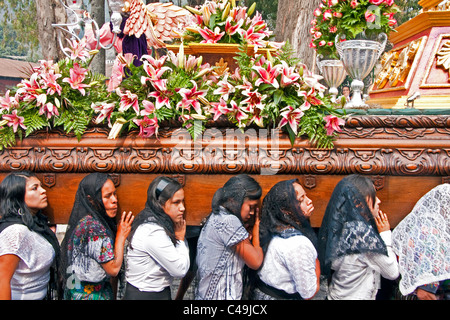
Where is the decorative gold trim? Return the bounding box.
[370,37,427,94]
[420,33,450,88]
[436,40,450,78]
[419,0,443,10]
[166,43,276,56]
[389,11,450,45]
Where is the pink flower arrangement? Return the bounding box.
[182,0,280,51]
[310,0,400,59]
[0,12,345,149]
[0,39,107,148]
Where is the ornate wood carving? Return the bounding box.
[0,115,449,177]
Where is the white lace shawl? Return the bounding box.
[392,184,450,296]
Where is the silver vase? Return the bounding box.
[316,56,347,104]
[335,33,387,108]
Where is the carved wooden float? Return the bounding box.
[0,110,449,228]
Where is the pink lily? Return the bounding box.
[279,61,300,88]
[0,90,19,112]
[229,100,249,128]
[65,38,90,62]
[213,74,235,101]
[141,54,167,69]
[241,89,267,112]
[62,63,90,96]
[116,88,139,115]
[2,110,26,132]
[108,57,125,92]
[177,80,207,114]
[141,61,171,84]
[199,27,225,44]
[148,90,172,110]
[324,115,345,136]
[252,61,281,88]
[147,79,172,109]
[133,115,159,138]
[42,71,62,96]
[141,100,156,117]
[91,102,115,125]
[39,102,59,119]
[279,105,304,135]
[225,17,243,36]
[17,73,42,102]
[238,26,267,47]
[210,98,232,121]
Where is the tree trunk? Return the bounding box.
[275,0,322,71]
[90,0,106,75]
[35,0,65,61]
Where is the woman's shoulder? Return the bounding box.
[73,215,109,237]
[0,223,30,241]
[0,224,35,255]
[273,233,316,252]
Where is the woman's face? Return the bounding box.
[367,196,381,218]
[163,188,185,224]
[293,183,314,218]
[240,198,259,224]
[102,179,118,218]
[24,176,48,214]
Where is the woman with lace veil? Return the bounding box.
[392,183,450,300]
[123,176,190,300]
[0,171,60,300]
[195,174,264,300]
[318,174,399,300]
[60,172,133,300]
[251,179,320,300]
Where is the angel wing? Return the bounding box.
[123,0,193,49]
[147,3,193,42]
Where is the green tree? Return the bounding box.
[0,0,40,60]
[395,0,421,25]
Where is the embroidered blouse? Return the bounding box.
[195,208,249,300]
[64,215,115,300]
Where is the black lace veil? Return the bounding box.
[259,179,318,251]
[59,173,117,288]
[318,175,388,277]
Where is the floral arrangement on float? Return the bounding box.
[181,0,279,51]
[0,0,345,150]
[310,0,400,108]
[310,0,399,57]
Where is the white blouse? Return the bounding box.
[327,230,399,300]
[125,222,190,292]
[257,234,318,299]
[0,224,55,300]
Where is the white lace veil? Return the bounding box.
[392,183,450,296]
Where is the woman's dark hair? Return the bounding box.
[129,176,183,245]
[259,179,317,250]
[0,171,39,229]
[345,174,377,210]
[211,174,262,221]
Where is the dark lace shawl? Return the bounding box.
[318,177,387,277]
[59,173,117,288]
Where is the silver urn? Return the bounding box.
[335,33,387,108]
[316,56,347,104]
